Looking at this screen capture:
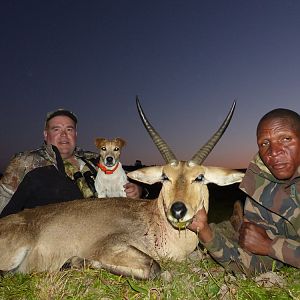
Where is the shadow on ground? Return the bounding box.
[207,182,246,223]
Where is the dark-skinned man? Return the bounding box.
[189,108,300,274]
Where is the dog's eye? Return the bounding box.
[114,147,120,151]
[195,174,204,182]
[101,147,106,151]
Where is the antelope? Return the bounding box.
[0,98,244,280]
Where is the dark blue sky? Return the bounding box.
[1,0,300,172]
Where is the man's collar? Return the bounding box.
[42,143,57,161]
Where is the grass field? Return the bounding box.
[0,253,299,299]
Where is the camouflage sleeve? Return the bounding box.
[0,153,28,213]
[201,198,281,273]
[270,237,300,268]
[245,197,300,268]
[201,222,238,261]
[201,222,254,271]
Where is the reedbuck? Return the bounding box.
[0,98,244,279]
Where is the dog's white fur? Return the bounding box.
[94,137,128,198]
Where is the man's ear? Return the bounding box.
[43,130,47,140]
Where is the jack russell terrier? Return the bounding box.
[94,137,128,198]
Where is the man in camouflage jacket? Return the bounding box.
[201,153,300,273]
[0,143,99,216]
[188,107,300,273]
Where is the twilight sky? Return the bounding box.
[1,0,300,172]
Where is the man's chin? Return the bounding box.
[57,149,74,158]
[271,168,294,180]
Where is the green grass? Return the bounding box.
[1,252,299,300]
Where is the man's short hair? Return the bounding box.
[257,108,300,135]
[45,109,78,128]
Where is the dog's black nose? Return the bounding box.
[106,157,113,163]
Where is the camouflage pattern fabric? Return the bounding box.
[0,144,98,213]
[63,160,95,198]
[202,153,300,274]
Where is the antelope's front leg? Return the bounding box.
[83,235,161,280]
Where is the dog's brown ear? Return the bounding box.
[95,138,107,149]
[115,138,126,148]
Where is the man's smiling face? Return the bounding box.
[44,115,77,159]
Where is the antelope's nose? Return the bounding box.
[171,201,187,220]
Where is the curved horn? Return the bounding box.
[189,101,236,165]
[136,96,177,164]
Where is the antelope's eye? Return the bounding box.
[101,147,106,151]
[114,147,120,151]
[161,173,169,181]
[195,174,204,182]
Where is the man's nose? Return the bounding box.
[60,129,67,136]
[268,142,282,156]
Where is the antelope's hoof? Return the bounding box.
[148,259,161,280]
[60,256,87,270]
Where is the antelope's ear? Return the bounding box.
[202,166,245,186]
[127,166,164,184]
